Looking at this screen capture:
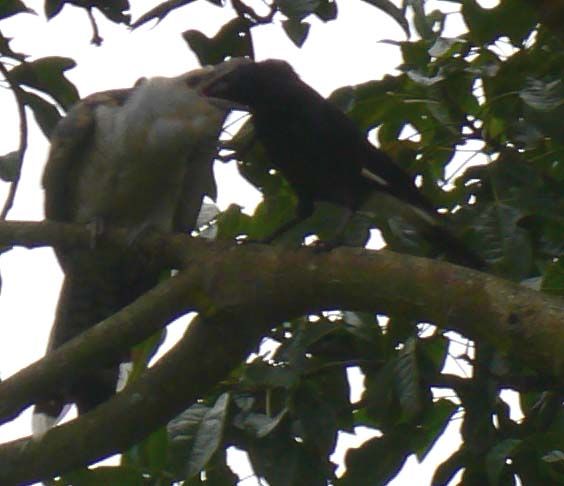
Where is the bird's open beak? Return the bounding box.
[199,57,252,111]
[205,93,249,112]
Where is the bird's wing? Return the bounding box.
[42,89,132,223]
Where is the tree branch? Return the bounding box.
[0,220,562,484]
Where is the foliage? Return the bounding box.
[1,1,563,485]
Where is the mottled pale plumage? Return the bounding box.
[34,59,248,433]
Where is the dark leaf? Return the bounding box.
[360,0,409,36]
[46,0,130,23]
[0,151,22,183]
[186,393,230,478]
[123,426,168,473]
[8,57,79,110]
[276,0,320,20]
[408,0,433,39]
[89,0,130,24]
[339,430,411,485]
[0,32,27,61]
[414,399,458,461]
[183,17,253,66]
[472,203,533,279]
[395,337,423,421]
[246,425,333,486]
[20,90,62,140]
[293,382,338,456]
[216,204,252,240]
[44,0,64,18]
[428,37,465,58]
[128,329,167,384]
[233,409,288,438]
[419,334,449,375]
[541,259,564,297]
[432,448,465,486]
[314,0,337,21]
[462,0,536,46]
[0,0,35,19]
[485,439,522,485]
[282,18,310,47]
[243,361,298,389]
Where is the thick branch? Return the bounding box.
[0,220,562,484]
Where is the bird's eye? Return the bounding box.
[186,74,205,88]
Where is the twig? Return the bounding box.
[87,7,103,45]
[0,61,28,219]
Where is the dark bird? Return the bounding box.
[204,59,484,268]
[34,59,246,433]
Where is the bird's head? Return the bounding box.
[203,58,300,109]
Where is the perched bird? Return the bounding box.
[34,59,246,433]
[204,59,484,268]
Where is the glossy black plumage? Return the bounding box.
[205,59,484,269]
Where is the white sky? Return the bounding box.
[0,1,513,484]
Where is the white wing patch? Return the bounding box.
[361,168,389,186]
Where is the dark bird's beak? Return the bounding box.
[200,57,252,111]
[205,93,248,112]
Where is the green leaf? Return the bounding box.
[360,0,409,36]
[183,18,253,66]
[395,337,423,421]
[431,448,465,486]
[419,334,449,374]
[428,37,465,58]
[128,329,167,384]
[243,361,298,389]
[0,151,21,182]
[247,189,300,241]
[486,439,523,485]
[234,409,288,438]
[216,204,252,240]
[282,18,310,47]
[132,0,198,29]
[462,0,536,46]
[362,360,402,428]
[9,57,79,110]
[277,0,320,20]
[185,393,231,478]
[414,399,458,461]
[44,0,64,18]
[0,0,35,19]
[543,450,564,464]
[473,203,533,279]
[20,90,62,140]
[123,426,168,473]
[0,32,26,61]
[314,0,337,21]
[541,259,564,297]
[409,0,433,40]
[339,430,411,485]
[293,382,338,456]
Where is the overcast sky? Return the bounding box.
[0,1,509,484]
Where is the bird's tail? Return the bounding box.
[32,250,160,435]
[360,192,486,271]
